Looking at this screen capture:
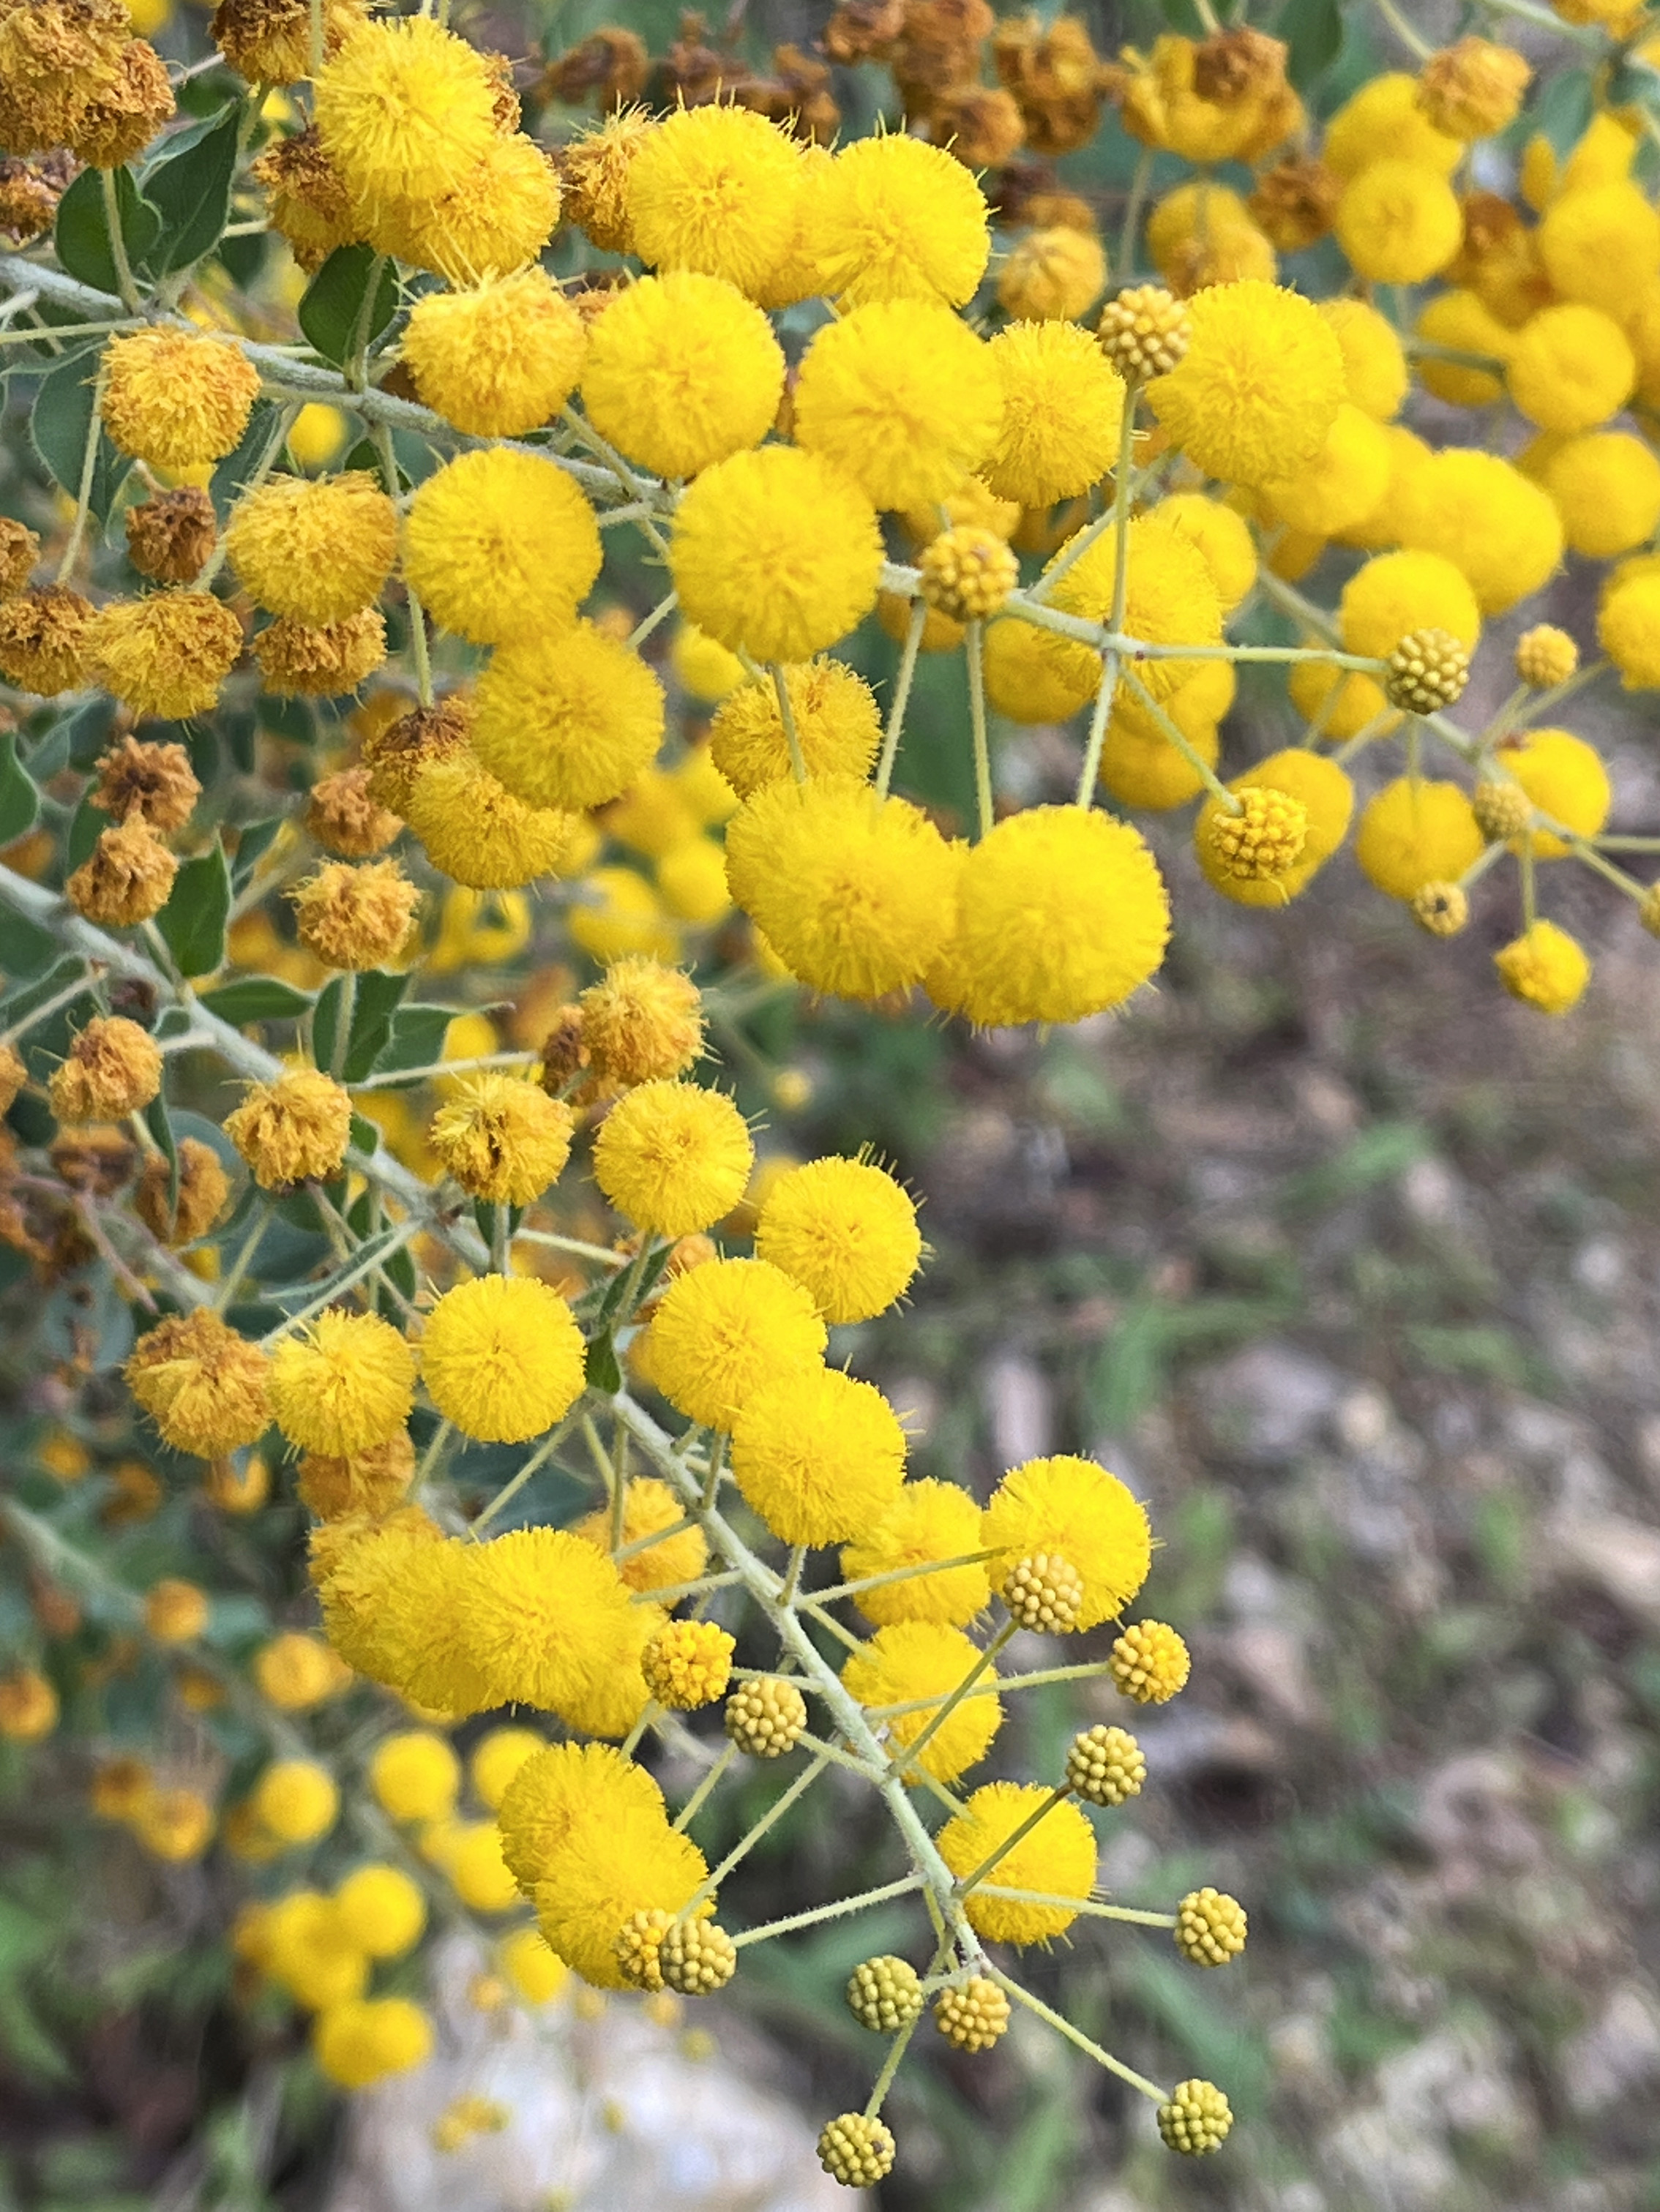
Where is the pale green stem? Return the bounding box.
[1519,835,1537,926]
[412,1417,453,1496]
[613,1510,698,1564]
[213,1201,273,1311]
[976,1887,1177,1929]
[0,966,96,1047]
[700,1431,725,1511]
[628,591,678,651]
[876,596,927,801]
[1334,711,1399,769]
[1032,380,1140,608]
[1564,836,1647,901]
[686,1751,831,1912]
[1595,836,1660,852]
[992,1971,1167,2104]
[952,1785,1073,1896]
[373,422,431,703]
[1120,670,1241,812]
[779,1542,807,1606]
[796,1596,864,1652]
[672,1740,741,1834]
[731,1874,926,1949]
[627,1568,745,1605]
[55,361,109,584]
[471,1420,577,1537]
[1527,658,1609,720]
[1372,0,1433,60]
[490,1201,511,1275]
[771,664,808,786]
[620,1701,661,1759]
[1457,836,1509,892]
[811,1549,999,1608]
[967,618,995,839]
[343,256,388,390]
[795,1728,890,1784]
[351,1051,539,1089]
[0,318,138,346]
[258,1224,415,1342]
[1075,649,1119,809]
[514,1226,629,1268]
[1476,0,1603,45]
[100,168,142,313]
[1257,566,1340,644]
[309,0,324,72]
[863,2010,921,2121]
[1117,148,1154,277]
[885,1619,1017,1780]
[867,1657,1120,1719]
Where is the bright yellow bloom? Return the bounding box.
[125,1311,272,1458]
[468,1726,544,1812]
[88,593,242,721]
[842,1621,1001,1783]
[1539,433,1660,559]
[1539,182,1660,318]
[1599,567,1660,687]
[982,1455,1152,1630]
[251,1757,340,1845]
[400,449,602,646]
[1043,512,1224,702]
[369,1730,460,1824]
[646,1256,826,1430]
[269,1310,416,1459]
[313,16,496,220]
[473,618,665,812]
[101,329,261,471]
[418,1277,585,1445]
[314,1997,434,2089]
[753,1155,921,1323]
[840,1477,991,1628]
[1338,548,1481,657]
[1146,280,1345,487]
[938,1783,1097,1944]
[1335,159,1462,284]
[997,225,1107,322]
[1323,72,1462,179]
[1506,302,1636,434]
[1318,297,1408,419]
[580,959,704,1087]
[625,102,804,299]
[336,1864,426,1959]
[143,1576,208,1642]
[592,1079,754,1237]
[709,662,881,798]
[1494,918,1591,1013]
[225,471,395,624]
[979,318,1126,508]
[580,271,785,481]
[1493,728,1610,856]
[1396,449,1563,615]
[370,132,561,284]
[731,1365,907,1546]
[1152,495,1257,612]
[793,300,1003,511]
[810,132,991,307]
[402,269,587,438]
[574,1475,706,1596]
[1355,779,1484,899]
[430,1074,575,1204]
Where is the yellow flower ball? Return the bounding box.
[313,15,495,219]
[252,1756,340,1845]
[669,446,883,666]
[793,299,1003,511]
[580,958,705,1087]
[997,225,1107,322]
[1151,495,1257,613]
[1507,302,1637,433]
[88,593,242,721]
[657,838,730,925]
[535,1791,710,1991]
[1339,548,1481,657]
[369,132,560,285]
[709,661,881,797]
[810,132,991,307]
[225,471,395,626]
[1318,297,1409,420]
[429,1073,574,1205]
[1599,567,1660,687]
[840,1477,991,1628]
[497,1740,665,1890]
[1265,402,1393,538]
[1099,669,1227,811]
[407,751,583,893]
[1043,512,1224,703]
[723,775,960,1002]
[1493,728,1610,856]
[646,1256,826,1430]
[625,102,804,299]
[593,1079,754,1237]
[144,1576,209,1643]
[125,1310,272,1458]
[1335,158,1462,284]
[469,1726,544,1812]
[1494,918,1591,1013]
[1355,779,1484,899]
[1396,449,1563,614]
[580,271,785,481]
[269,1309,416,1458]
[400,449,602,647]
[314,1996,434,2089]
[369,1730,460,1823]
[1414,290,1514,407]
[402,269,587,438]
[982,1454,1152,1630]
[930,806,1170,1028]
[979,318,1126,508]
[336,1864,427,1958]
[938,1782,1097,1944]
[842,1621,1001,1783]
[1195,748,1355,907]
[574,1475,706,1597]
[754,1155,922,1323]
[672,624,747,702]
[498,1925,568,2006]
[569,866,680,965]
[1323,72,1462,179]
[472,618,665,812]
[1147,280,1345,487]
[731,1365,907,1546]
[1539,182,1660,318]
[254,1631,350,1711]
[448,1822,520,1913]
[0,1669,58,1742]
[420,1275,586,1444]
[101,329,261,472]
[982,615,1097,724]
[1539,432,1660,558]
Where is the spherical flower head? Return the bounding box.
[1317,297,1408,421]
[1264,400,1391,538]
[443,1821,517,1913]
[563,106,657,255]
[818,2113,896,2188]
[1044,512,1223,704]
[592,1079,752,1237]
[419,1275,586,1444]
[225,472,396,626]
[708,663,880,798]
[370,1730,460,1823]
[370,130,561,285]
[1203,784,1309,886]
[136,1136,231,1248]
[1539,433,1660,563]
[1002,1551,1085,1632]
[1175,1886,1248,1967]
[997,225,1107,323]
[48,1016,162,1123]
[579,960,704,1089]
[1397,449,1563,616]
[252,1756,339,1845]
[793,300,1003,513]
[1066,1722,1146,1806]
[918,528,1018,625]
[1417,37,1530,139]
[1196,746,1352,908]
[336,1864,426,1959]
[847,1954,924,2034]
[1154,494,1257,615]
[568,866,679,967]
[657,1916,737,1996]
[498,1741,666,1890]
[314,1997,434,2090]
[313,16,496,218]
[430,1074,574,1204]
[498,1924,567,2006]
[575,1474,707,1597]
[646,1256,826,1430]
[934,1975,1010,2053]
[732,1365,907,1546]
[670,446,883,665]
[135,1789,215,1862]
[307,767,399,861]
[400,448,602,649]
[126,1310,272,1456]
[1335,157,1462,284]
[0,583,95,699]
[88,593,243,721]
[643,1619,734,1709]
[1355,778,1484,901]
[934,806,1170,1029]
[753,1155,922,1324]
[1507,302,1635,435]
[625,102,803,299]
[1339,549,1481,659]
[405,746,582,892]
[720,1675,807,1758]
[1110,1617,1191,1703]
[1385,627,1470,713]
[1493,917,1591,1014]
[979,1471,1141,1642]
[979,318,1125,509]
[580,271,785,482]
[291,858,419,971]
[225,1065,354,1191]
[1539,182,1660,318]
[144,1575,209,1643]
[255,1631,348,1711]
[253,607,386,698]
[1159,2079,1233,2155]
[1323,70,1462,179]
[269,1309,416,1458]
[842,1620,1002,1782]
[1146,280,1343,487]
[938,1782,1098,1943]
[472,618,665,813]
[102,329,261,471]
[403,270,587,439]
[1599,569,1660,689]
[416,1526,638,1722]
[1494,728,1612,858]
[840,1477,990,1628]
[0,1671,59,1743]
[812,132,990,307]
[68,820,178,927]
[531,1799,710,1988]
[92,733,200,834]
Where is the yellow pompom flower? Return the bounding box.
[498,1926,567,2006]
[369,132,560,285]
[979,319,1125,509]
[261,1892,365,2006]
[472,619,665,811]
[314,1998,433,2089]
[1152,495,1257,613]
[1044,513,1224,703]
[1195,748,1354,908]
[938,1783,1097,1944]
[405,749,583,893]
[497,1740,666,1890]
[1338,548,1481,658]
[724,775,960,1002]
[931,807,1170,1028]
[87,593,242,721]
[646,1257,826,1430]
[982,615,1098,724]
[793,300,1003,512]
[568,867,680,966]
[1493,729,1610,856]
[101,329,261,471]
[842,1622,1001,1783]
[1318,297,1408,420]
[1355,779,1484,900]
[400,449,602,647]
[1396,449,1563,615]
[1099,670,1227,811]
[1494,919,1591,1013]
[1539,183,1660,318]
[252,1756,340,1845]
[0,1670,58,1743]
[624,102,804,299]
[1264,401,1392,538]
[840,1478,990,1628]
[753,1155,921,1323]
[592,1079,754,1237]
[810,132,991,308]
[1506,302,1636,434]
[254,1632,349,1712]
[580,271,785,481]
[402,270,587,438]
[642,1619,733,1709]
[997,225,1107,322]
[1599,567,1660,688]
[709,663,881,798]
[1539,433,1660,559]
[574,1476,706,1597]
[580,959,705,1087]
[369,1730,460,1824]
[562,106,657,257]
[670,446,883,665]
[269,1310,416,1458]
[225,472,395,625]
[447,1822,520,1913]
[535,1802,709,1991]
[672,625,747,703]
[291,858,419,971]
[982,1455,1152,1630]
[442,1526,643,1721]
[125,1310,272,1457]
[1146,280,1345,487]
[467,1727,543,1813]
[1323,72,1462,179]
[336,1864,427,1959]
[1287,660,1396,742]
[430,1074,575,1204]
[313,16,496,220]
[1335,158,1462,284]
[1414,290,1514,408]
[731,1366,907,1547]
[419,1275,586,1444]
